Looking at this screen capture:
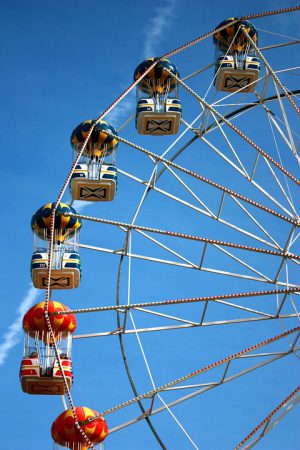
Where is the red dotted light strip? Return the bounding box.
[80,326,300,424]
[165,70,300,187]
[235,385,300,449]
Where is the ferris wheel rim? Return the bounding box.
[112,43,300,448]
[29,6,300,449]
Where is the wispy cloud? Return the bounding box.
[143,0,178,58]
[107,0,178,127]
[0,284,40,366]
[72,200,92,211]
[105,91,135,128]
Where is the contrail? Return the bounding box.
[144,0,178,58]
[0,284,40,366]
[106,91,135,125]
[107,0,178,126]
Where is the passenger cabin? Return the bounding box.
[20,354,72,395]
[21,302,75,396]
[136,98,182,135]
[70,163,117,202]
[215,55,260,93]
[31,251,81,289]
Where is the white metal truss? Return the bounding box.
[48,11,300,450]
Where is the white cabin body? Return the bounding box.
[215,55,260,93]
[70,163,117,202]
[31,251,81,289]
[136,98,182,135]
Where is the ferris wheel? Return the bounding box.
[20,6,300,450]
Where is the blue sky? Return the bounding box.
[0,0,299,449]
